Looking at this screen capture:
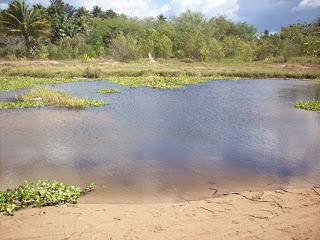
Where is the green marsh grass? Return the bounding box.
[0,86,106,109]
[97,88,120,93]
[0,75,239,91]
[0,59,319,87]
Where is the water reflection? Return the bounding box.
[1,79,320,203]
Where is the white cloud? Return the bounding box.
[19,0,239,19]
[80,0,240,19]
[82,0,159,18]
[0,3,8,9]
[167,0,239,19]
[292,0,320,11]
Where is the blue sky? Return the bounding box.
[0,0,319,32]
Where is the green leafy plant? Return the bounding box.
[96,88,120,93]
[40,53,49,60]
[8,54,18,61]
[0,180,95,215]
[294,100,320,113]
[78,53,89,61]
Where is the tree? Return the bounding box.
[0,0,49,53]
[75,7,90,18]
[47,0,76,18]
[157,14,166,22]
[104,9,117,19]
[172,11,205,54]
[109,31,139,62]
[91,6,102,18]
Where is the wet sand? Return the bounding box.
[1,187,320,240]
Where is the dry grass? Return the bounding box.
[0,58,319,80]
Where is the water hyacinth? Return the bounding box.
[294,100,320,113]
[0,180,94,215]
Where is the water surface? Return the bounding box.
[1,79,320,203]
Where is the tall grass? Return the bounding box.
[0,86,106,110]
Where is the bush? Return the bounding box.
[206,40,225,62]
[82,67,101,78]
[238,41,257,62]
[281,42,301,62]
[109,32,140,62]
[0,46,11,58]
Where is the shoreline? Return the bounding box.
[1,187,319,239]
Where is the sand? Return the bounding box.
[1,187,320,240]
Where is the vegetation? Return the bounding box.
[294,100,320,113]
[106,75,238,89]
[0,0,319,63]
[0,74,241,91]
[0,0,49,53]
[0,180,94,215]
[0,86,106,109]
[97,88,120,93]
[1,59,319,91]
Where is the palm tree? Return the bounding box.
[76,7,90,18]
[0,0,49,53]
[91,6,102,18]
[157,14,167,22]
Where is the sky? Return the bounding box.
[0,0,319,32]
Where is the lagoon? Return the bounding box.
[1,79,320,203]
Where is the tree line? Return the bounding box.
[0,0,319,62]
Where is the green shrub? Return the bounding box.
[82,67,101,78]
[206,40,225,62]
[238,41,257,62]
[0,46,11,58]
[109,32,140,62]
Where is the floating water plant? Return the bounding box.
[0,180,94,215]
[0,75,241,91]
[97,88,120,93]
[294,100,320,113]
[0,86,106,110]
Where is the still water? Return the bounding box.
[1,79,320,203]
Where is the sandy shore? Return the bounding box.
[1,187,320,240]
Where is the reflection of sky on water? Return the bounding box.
[1,79,320,202]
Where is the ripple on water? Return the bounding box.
[1,79,320,203]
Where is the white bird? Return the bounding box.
[149,53,156,63]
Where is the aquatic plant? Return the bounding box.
[0,180,94,215]
[294,100,320,113]
[97,88,120,93]
[105,75,239,89]
[0,86,106,110]
[0,75,240,91]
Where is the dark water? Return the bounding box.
[1,79,320,203]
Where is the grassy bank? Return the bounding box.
[0,59,319,91]
[0,86,106,109]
